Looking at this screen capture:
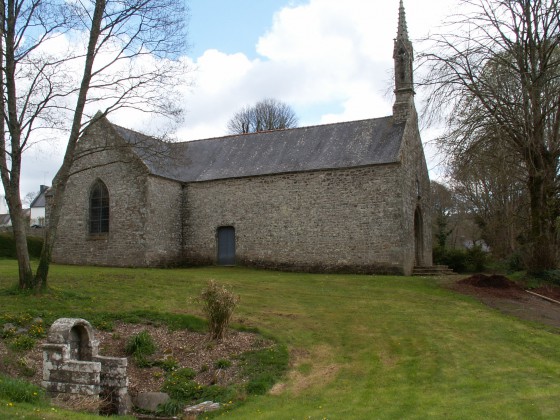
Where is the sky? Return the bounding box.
[8,0,455,200]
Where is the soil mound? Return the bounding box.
[459,274,519,289]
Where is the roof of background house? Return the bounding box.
[30,186,50,208]
[0,214,10,225]
[110,116,405,183]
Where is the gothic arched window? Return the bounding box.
[89,180,109,234]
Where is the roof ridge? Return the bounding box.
[108,115,394,145]
[176,115,394,145]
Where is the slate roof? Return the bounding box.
[111,116,405,183]
[30,188,49,208]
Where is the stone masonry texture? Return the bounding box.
[52,112,432,275]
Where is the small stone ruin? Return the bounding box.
[42,318,129,415]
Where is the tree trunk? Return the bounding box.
[4,190,34,288]
[526,157,559,273]
[34,0,107,288]
[0,0,35,289]
[35,176,67,288]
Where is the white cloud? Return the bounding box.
[12,0,457,197]
[178,0,454,142]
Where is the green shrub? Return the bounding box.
[0,325,17,339]
[125,330,156,360]
[214,359,232,369]
[161,367,234,403]
[433,245,488,273]
[198,280,239,340]
[156,356,179,372]
[0,233,43,259]
[199,384,238,402]
[162,373,237,405]
[155,399,184,416]
[436,248,468,272]
[8,335,36,352]
[162,377,203,401]
[0,374,45,403]
[536,270,560,285]
[167,367,196,382]
[27,321,46,338]
[466,245,487,272]
[26,236,43,259]
[507,251,525,272]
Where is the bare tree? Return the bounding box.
[227,98,298,134]
[449,139,529,259]
[420,0,560,272]
[22,191,37,208]
[431,181,456,249]
[0,0,188,289]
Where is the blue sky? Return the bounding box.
[188,0,305,59]
[9,0,454,198]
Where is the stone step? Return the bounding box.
[412,265,455,276]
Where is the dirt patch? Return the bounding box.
[451,275,560,330]
[270,344,340,396]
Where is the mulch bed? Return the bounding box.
[531,285,560,301]
[459,273,520,289]
[455,274,526,299]
[451,273,560,329]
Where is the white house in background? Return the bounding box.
[0,195,6,214]
[0,195,9,227]
[30,185,49,226]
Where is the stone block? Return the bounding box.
[132,392,170,412]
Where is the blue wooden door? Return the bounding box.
[217,226,236,266]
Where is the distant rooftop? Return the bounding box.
[30,186,50,208]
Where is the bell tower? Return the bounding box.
[393,0,415,123]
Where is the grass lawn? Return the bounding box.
[0,260,559,419]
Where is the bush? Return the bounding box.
[156,399,184,416]
[125,330,156,361]
[162,375,202,401]
[214,359,232,369]
[466,245,487,272]
[507,251,525,272]
[198,280,239,340]
[536,270,560,285]
[161,373,237,405]
[434,247,468,272]
[8,335,36,352]
[0,233,43,259]
[156,356,179,372]
[433,245,488,273]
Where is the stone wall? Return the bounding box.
[52,115,431,274]
[143,176,183,266]
[183,165,407,274]
[398,107,433,274]
[52,119,151,267]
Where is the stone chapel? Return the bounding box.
[51,2,432,275]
